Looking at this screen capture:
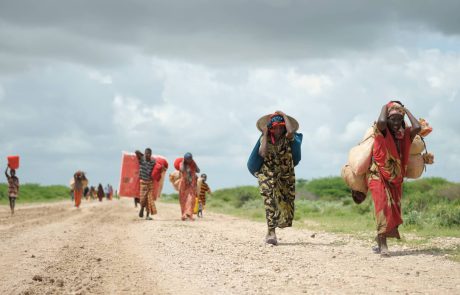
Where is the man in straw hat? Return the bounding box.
[356,101,420,256]
[256,111,299,245]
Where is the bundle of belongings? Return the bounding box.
[341,117,434,204]
[169,158,183,192]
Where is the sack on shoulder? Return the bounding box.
[247,133,303,177]
[406,154,425,179]
[348,127,375,176]
[410,135,426,155]
[341,164,368,194]
[247,136,264,177]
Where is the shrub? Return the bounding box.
[211,186,260,208]
[405,210,423,226]
[436,184,460,201]
[351,198,373,215]
[298,177,350,201]
[433,204,460,227]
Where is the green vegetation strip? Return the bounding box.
[0,183,71,204]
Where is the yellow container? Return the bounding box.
[194,197,199,214]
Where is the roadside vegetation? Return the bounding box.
[0,183,70,204]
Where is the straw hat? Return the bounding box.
[256,113,299,132]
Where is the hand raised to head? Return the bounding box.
[135,150,143,159]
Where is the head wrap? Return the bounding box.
[386,101,406,139]
[387,101,405,118]
[184,152,193,160]
[267,114,287,144]
[267,114,286,130]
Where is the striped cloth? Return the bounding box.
[7,176,19,197]
[139,158,156,181]
[140,180,157,215]
[198,182,211,206]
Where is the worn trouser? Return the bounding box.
[9,196,16,212]
[140,180,157,215]
[258,173,295,229]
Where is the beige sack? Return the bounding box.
[361,126,374,141]
[410,135,425,155]
[406,154,425,179]
[169,170,181,192]
[341,164,368,194]
[348,127,374,176]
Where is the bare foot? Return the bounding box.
[372,235,381,254]
[265,229,278,246]
[380,236,390,257]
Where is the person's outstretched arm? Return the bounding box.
[5,166,9,178]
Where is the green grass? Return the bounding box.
[0,183,71,205]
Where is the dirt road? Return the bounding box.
[0,199,459,294]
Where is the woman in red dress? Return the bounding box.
[179,153,200,221]
[366,101,421,256]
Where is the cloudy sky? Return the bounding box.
[1,0,459,193]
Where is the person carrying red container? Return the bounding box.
[135,148,157,220]
[5,164,19,215]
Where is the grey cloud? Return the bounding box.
[1,0,460,75]
[0,2,459,191]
